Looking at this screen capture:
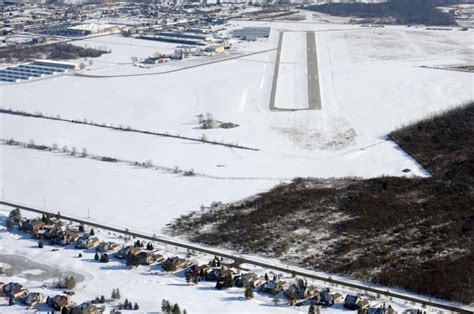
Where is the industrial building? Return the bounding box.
[205,45,225,53]
[138,31,214,46]
[159,32,213,42]
[58,24,122,37]
[232,27,271,41]
[0,60,79,83]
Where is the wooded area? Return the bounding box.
[305,0,458,25]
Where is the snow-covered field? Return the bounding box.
[0,20,473,312]
[1,21,473,229]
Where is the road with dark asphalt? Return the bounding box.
[269,32,286,112]
[74,48,277,79]
[306,31,321,110]
[0,199,471,313]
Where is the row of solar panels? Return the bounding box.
[0,63,70,83]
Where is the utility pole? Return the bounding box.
[43,198,46,209]
[1,189,4,199]
[87,209,90,219]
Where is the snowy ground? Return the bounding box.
[1,21,472,229]
[0,20,473,312]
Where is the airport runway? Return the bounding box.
[306,31,321,110]
[269,31,322,111]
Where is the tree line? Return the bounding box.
[304,0,457,25]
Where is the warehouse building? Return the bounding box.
[58,24,122,37]
[0,60,79,83]
[139,35,205,46]
[158,31,214,42]
[32,59,79,70]
[232,27,271,40]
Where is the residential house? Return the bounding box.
[142,57,170,64]
[386,305,396,314]
[115,245,141,259]
[333,292,344,303]
[153,253,165,263]
[45,224,65,240]
[70,302,99,314]
[285,284,306,300]
[97,241,121,253]
[162,256,190,272]
[128,246,142,256]
[3,282,28,298]
[344,295,369,311]
[30,219,45,235]
[259,280,287,295]
[55,230,80,245]
[85,237,100,249]
[304,285,318,298]
[6,215,20,227]
[138,251,161,265]
[368,307,387,314]
[233,272,260,288]
[46,295,70,311]
[108,242,122,252]
[205,268,222,282]
[220,268,236,279]
[318,291,335,306]
[75,235,89,249]
[285,280,317,300]
[21,219,45,236]
[23,292,44,307]
[115,246,133,259]
[185,264,209,281]
[76,236,100,249]
[359,299,370,310]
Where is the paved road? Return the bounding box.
[306,31,321,110]
[75,48,277,79]
[0,199,471,313]
[268,32,288,112]
[269,31,322,112]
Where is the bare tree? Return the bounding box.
[197,114,204,124]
